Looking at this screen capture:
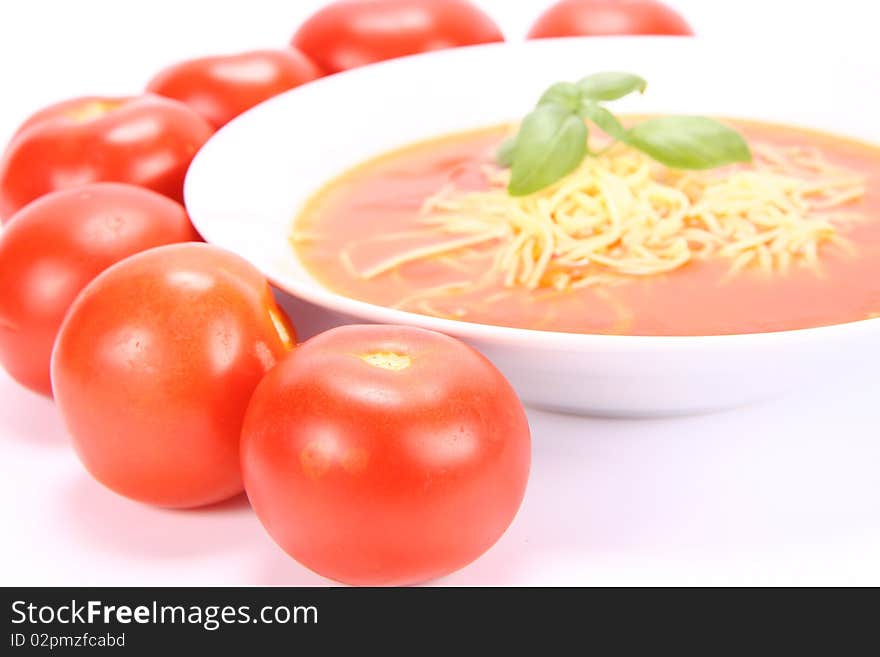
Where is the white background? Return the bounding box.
[0,0,878,586]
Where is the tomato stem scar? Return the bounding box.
[67,100,121,123]
[359,351,411,371]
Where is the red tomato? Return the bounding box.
[146,49,322,129]
[0,95,214,222]
[52,243,296,508]
[527,0,694,38]
[292,0,504,74]
[241,324,531,585]
[0,183,199,397]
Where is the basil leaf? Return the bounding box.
[508,104,588,196]
[496,137,517,167]
[537,81,584,114]
[627,116,752,169]
[577,72,647,102]
[581,101,629,142]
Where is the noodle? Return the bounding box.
[365,142,868,292]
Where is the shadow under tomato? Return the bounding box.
[246,542,336,587]
[0,373,68,449]
[55,475,261,561]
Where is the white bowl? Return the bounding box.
[184,37,880,417]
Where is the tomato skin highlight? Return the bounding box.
[291,0,504,74]
[0,94,215,222]
[241,324,531,586]
[146,49,322,129]
[527,0,694,38]
[0,183,199,396]
[51,243,296,508]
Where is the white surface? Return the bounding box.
[3,360,880,586]
[185,36,880,416]
[1,0,880,585]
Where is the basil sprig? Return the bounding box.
[499,72,752,196]
[508,105,587,197]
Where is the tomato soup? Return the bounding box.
[293,120,880,335]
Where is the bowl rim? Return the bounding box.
[186,35,880,352]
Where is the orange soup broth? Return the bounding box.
[293,121,880,336]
